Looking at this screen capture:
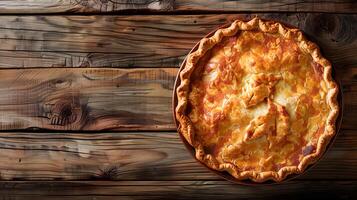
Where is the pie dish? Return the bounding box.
[175,18,339,182]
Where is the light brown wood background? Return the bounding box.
[0,0,355,199]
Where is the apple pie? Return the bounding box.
[175,18,339,182]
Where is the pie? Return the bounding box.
[175,18,339,182]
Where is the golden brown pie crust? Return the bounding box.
[175,18,339,182]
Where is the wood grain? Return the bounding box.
[176,0,357,13]
[0,66,355,131]
[0,14,354,68]
[0,130,354,181]
[0,68,176,131]
[0,0,174,13]
[0,180,355,199]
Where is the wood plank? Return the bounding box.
[0,181,357,199]
[0,67,355,131]
[0,0,174,14]
[0,68,176,131]
[0,130,355,180]
[175,0,357,13]
[0,180,355,199]
[0,14,354,68]
[0,0,354,14]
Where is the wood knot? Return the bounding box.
[318,14,337,33]
[306,14,354,44]
[305,14,336,38]
[148,0,174,11]
[51,78,72,89]
[44,93,86,128]
[95,166,120,180]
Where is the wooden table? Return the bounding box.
[0,0,355,199]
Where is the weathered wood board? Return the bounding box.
[0,0,354,13]
[0,14,354,68]
[0,180,356,199]
[0,68,176,131]
[0,67,355,131]
[0,130,354,180]
[175,0,357,13]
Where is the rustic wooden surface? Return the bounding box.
[0,0,356,199]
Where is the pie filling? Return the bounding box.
[187,31,330,173]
